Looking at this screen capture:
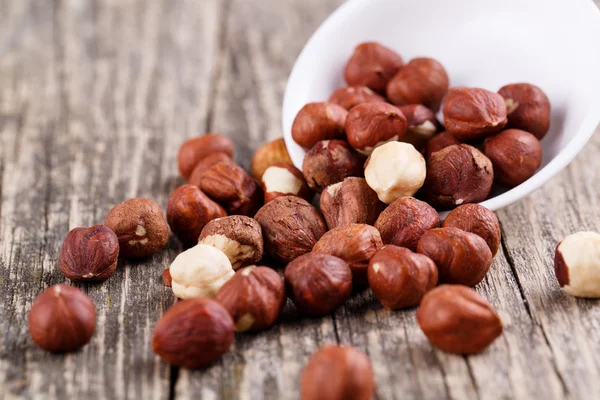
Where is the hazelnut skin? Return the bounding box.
[498,83,551,139]
[443,204,501,256]
[424,131,461,159]
[284,253,352,316]
[177,133,234,180]
[152,297,234,369]
[554,231,600,298]
[28,284,96,352]
[251,138,293,180]
[328,86,386,110]
[261,162,313,203]
[59,225,119,281]
[398,104,442,151]
[302,140,364,192]
[162,269,172,287]
[344,41,404,93]
[292,102,348,148]
[416,285,503,354]
[188,152,232,187]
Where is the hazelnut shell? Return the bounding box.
[302,140,364,192]
[178,134,234,180]
[344,42,404,93]
[424,131,461,159]
[292,102,348,148]
[498,83,551,139]
[345,102,408,154]
[328,86,386,110]
[251,138,293,181]
[442,204,501,256]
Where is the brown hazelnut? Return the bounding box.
[424,131,461,159]
[498,83,551,139]
[251,138,293,180]
[301,344,375,400]
[398,104,442,150]
[284,253,352,316]
[255,196,326,264]
[416,285,503,354]
[417,227,493,286]
[345,102,408,154]
[292,102,348,148]
[328,86,386,110]
[344,41,404,93]
[198,215,263,270]
[554,231,600,298]
[261,162,313,203]
[374,197,439,251]
[188,152,232,187]
[386,58,449,111]
[215,266,285,332]
[302,140,364,192]
[443,87,508,141]
[167,185,227,247]
[162,269,172,287]
[59,225,119,281]
[368,245,438,310]
[177,134,234,180]
[152,297,234,368]
[443,204,501,256]
[483,129,542,188]
[104,198,169,259]
[28,284,96,352]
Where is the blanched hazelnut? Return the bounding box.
[292,103,348,148]
[398,104,441,150]
[344,42,404,93]
[554,231,600,298]
[188,152,232,187]
[328,86,386,110]
[443,204,501,256]
[302,140,364,192]
[177,134,234,180]
[261,162,312,203]
[251,138,293,180]
[424,131,461,159]
[499,83,551,139]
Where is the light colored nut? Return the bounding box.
[498,83,551,139]
[261,162,312,203]
[344,42,404,93]
[554,231,600,298]
[399,104,441,150]
[251,138,293,180]
[292,102,348,148]
[328,86,386,110]
[302,140,364,192]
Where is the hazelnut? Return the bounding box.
[386,58,449,111]
[166,185,227,247]
[177,133,234,180]
[162,269,172,287]
[104,198,169,259]
[374,197,439,251]
[328,86,386,110]
[301,344,375,400]
[255,196,326,264]
[364,141,426,204]
[198,215,263,270]
[498,83,551,139]
[554,231,600,298]
[251,138,293,180]
[313,223,383,286]
[59,225,119,281]
[416,285,503,354]
[443,87,508,141]
[152,297,234,368]
[345,102,408,155]
[261,162,313,203]
[320,177,383,230]
[421,144,493,210]
[302,140,364,192]
[169,244,235,299]
[284,253,352,316]
[28,284,96,352]
[215,266,285,332]
[292,102,348,148]
[398,104,442,150]
[188,152,232,187]
[344,41,404,93]
[424,131,461,159]
[368,245,438,310]
[417,227,493,286]
[443,204,501,256]
[483,129,542,188]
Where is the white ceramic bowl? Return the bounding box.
[282,0,600,213]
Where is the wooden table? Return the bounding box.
[2,1,600,399]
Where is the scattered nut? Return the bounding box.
[554,231,600,298]
[344,41,404,93]
[320,177,383,229]
[328,86,386,110]
[178,133,234,180]
[251,138,293,180]
[345,102,408,154]
[162,269,172,287]
[424,131,461,159]
[261,162,313,203]
[302,140,364,192]
[398,104,441,150]
[188,152,232,187]
[292,102,348,148]
[498,83,551,139]
[443,204,501,255]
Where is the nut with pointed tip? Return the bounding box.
[328,86,386,110]
[443,204,501,256]
[261,162,313,203]
[188,152,232,187]
[554,231,600,298]
[302,140,364,192]
[178,134,234,180]
[398,104,442,150]
[292,102,348,148]
[498,83,551,139]
[424,131,461,159]
[344,41,404,93]
[251,138,293,180]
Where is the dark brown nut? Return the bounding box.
[251,138,293,180]
[483,129,542,188]
[104,198,169,259]
[344,41,404,93]
[28,284,96,352]
[328,86,386,110]
[188,152,232,187]
[345,102,408,154]
[255,196,327,264]
[178,134,234,180]
[301,344,375,400]
[424,131,461,159]
[167,185,227,247]
[302,140,364,192]
[498,83,551,139]
[386,58,449,111]
[152,298,234,369]
[292,103,348,148]
[59,225,119,281]
[368,245,438,310]
[215,266,285,332]
[374,197,439,251]
[443,204,501,256]
[320,177,383,229]
[554,231,600,298]
[416,285,503,354]
[198,215,263,270]
[443,87,508,141]
[284,253,352,316]
[417,227,493,286]
[421,144,494,210]
[162,269,172,287]
[261,162,313,203]
[398,104,442,150]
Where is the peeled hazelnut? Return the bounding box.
[374,197,439,251]
[261,162,313,203]
[344,41,404,93]
[320,177,383,229]
[292,102,348,148]
[284,253,352,316]
[302,140,364,192]
[443,87,508,141]
[301,344,375,400]
[104,198,169,259]
[364,141,426,204]
[162,269,172,287]
[398,104,442,150]
[554,231,600,298]
[188,152,232,187]
[443,204,501,256]
[368,245,438,310]
[328,86,386,110]
[59,225,119,281]
[417,285,503,354]
[215,266,285,332]
[424,131,461,159]
[483,129,542,188]
[498,83,551,139]
[28,284,96,352]
[251,138,293,180]
[417,227,493,286]
[152,297,234,368]
[198,215,263,270]
[386,58,449,111]
[255,196,326,264]
[178,134,234,180]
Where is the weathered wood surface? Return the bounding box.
[1,0,600,399]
